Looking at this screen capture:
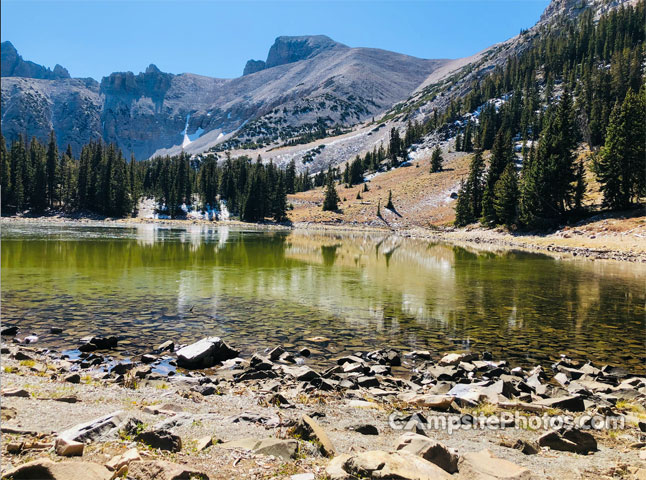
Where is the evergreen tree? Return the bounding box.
[481,130,513,225]
[454,148,485,226]
[430,146,443,173]
[0,134,9,210]
[285,159,296,194]
[493,163,519,227]
[595,88,646,209]
[273,175,288,222]
[46,130,58,208]
[386,190,394,210]
[322,175,340,211]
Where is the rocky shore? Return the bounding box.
[1,330,645,480]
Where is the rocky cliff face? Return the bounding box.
[1,37,447,159]
[243,35,342,76]
[1,41,70,80]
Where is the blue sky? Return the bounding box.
[1,0,549,80]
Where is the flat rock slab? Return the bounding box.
[293,414,336,457]
[127,460,209,480]
[2,458,112,480]
[58,410,128,443]
[458,449,533,479]
[397,393,454,410]
[220,437,298,461]
[343,450,452,479]
[538,427,597,454]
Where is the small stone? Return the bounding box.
[299,348,311,357]
[55,437,85,457]
[2,388,30,397]
[6,442,22,454]
[50,327,63,334]
[156,340,174,352]
[195,436,213,451]
[64,373,81,384]
[350,424,379,435]
[141,354,156,364]
[105,447,141,471]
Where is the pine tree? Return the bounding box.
[285,159,296,194]
[573,159,587,211]
[595,88,646,209]
[0,134,9,210]
[481,130,513,225]
[430,146,443,173]
[386,190,394,210]
[322,175,339,211]
[46,130,58,208]
[454,148,485,226]
[273,175,288,222]
[493,163,519,227]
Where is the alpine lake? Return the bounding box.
[2,222,645,374]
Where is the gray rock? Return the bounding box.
[538,427,597,454]
[176,337,239,369]
[396,432,459,473]
[458,449,532,479]
[344,450,452,479]
[58,410,129,444]
[64,373,81,384]
[534,395,585,412]
[349,424,379,435]
[135,430,182,452]
[220,437,298,461]
[127,460,208,480]
[293,414,335,457]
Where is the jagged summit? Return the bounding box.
[1,41,70,80]
[243,35,345,76]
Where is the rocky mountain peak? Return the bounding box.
[243,34,345,75]
[1,41,70,80]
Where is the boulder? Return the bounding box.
[105,447,141,471]
[220,437,298,460]
[2,458,111,480]
[127,460,209,480]
[538,427,597,454]
[176,337,239,369]
[325,454,354,480]
[396,432,459,473]
[80,336,118,351]
[55,437,84,456]
[293,414,335,457]
[136,429,182,452]
[58,411,128,444]
[285,365,320,381]
[458,449,532,479]
[50,327,64,334]
[344,450,452,479]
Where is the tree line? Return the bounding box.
[1,134,292,222]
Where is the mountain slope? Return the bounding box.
[0,37,448,159]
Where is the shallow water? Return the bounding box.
[2,222,645,372]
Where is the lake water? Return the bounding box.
[2,222,645,373]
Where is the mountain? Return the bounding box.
[0,37,448,159]
[1,41,70,80]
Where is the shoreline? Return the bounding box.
[1,337,645,479]
[2,211,645,263]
